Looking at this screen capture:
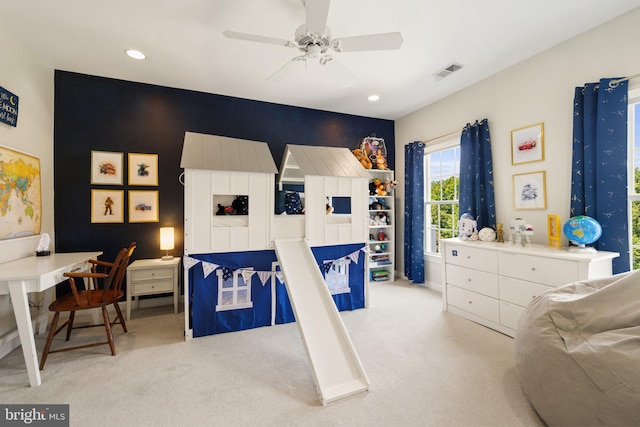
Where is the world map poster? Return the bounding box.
[0,145,41,240]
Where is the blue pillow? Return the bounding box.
[284,192,303,214]
[275,190,286,214]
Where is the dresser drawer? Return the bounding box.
[498,252,578,286]
[447,285,500,323]
[444,244,498,274]
[130,279,174,295]
[446,264,499,298]
[500,301,525,330]
[130,268,174,282]
[499,276,554,307]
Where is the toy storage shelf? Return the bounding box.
[367,169,395,284]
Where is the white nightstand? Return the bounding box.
[126,257,181,321]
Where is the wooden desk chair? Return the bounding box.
[39,242,136,369]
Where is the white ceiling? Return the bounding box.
[1,0,639,120]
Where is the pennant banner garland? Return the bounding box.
[184,247,365,286]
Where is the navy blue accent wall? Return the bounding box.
[54,71,394,263]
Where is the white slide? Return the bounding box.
[274,238,369,405]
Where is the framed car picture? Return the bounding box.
[91,151,123,185]
[128,190,159,223]
[511,123,544,165]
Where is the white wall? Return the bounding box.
[395,8,640,287]
[0,20,55,356]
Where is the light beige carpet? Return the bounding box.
[0,279,544,427]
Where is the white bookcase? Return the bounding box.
[367,169,395,283]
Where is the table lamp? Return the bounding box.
[160,227,175,260]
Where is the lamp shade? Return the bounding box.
[160,227,175,251]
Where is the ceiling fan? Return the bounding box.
[223,0,403,87]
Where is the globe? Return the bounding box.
[563,216,602,249]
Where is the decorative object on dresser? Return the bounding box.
[546,214,561,248]
[125,257,181,321]
[478,227,496,242]
[441,238,618,338]
[458,213,478,241]
[562,215,602,253]
[159,227,175,260]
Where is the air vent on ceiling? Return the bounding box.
[433,63,463,81]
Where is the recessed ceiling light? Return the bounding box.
[125,49,146,60]
[368,94,380,102]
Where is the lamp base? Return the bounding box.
[161,255,174,261]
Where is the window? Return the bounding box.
[628,87,640,270]
[424,139,461,254]
[323,260,351,295]
[215,269,253,311]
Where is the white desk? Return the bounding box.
[0,251,102,387]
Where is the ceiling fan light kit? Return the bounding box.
[223,0,403,87]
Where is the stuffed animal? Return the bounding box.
[369,200,384,210]
[232,196,248,215]
[326,197,334,215]
[369,181,378,195]
[375,212,389,225]
[216,203,234,215]
[383,179,397,195]
[374,149,388,170]
[352,149,373,169]
[458,213,478,241]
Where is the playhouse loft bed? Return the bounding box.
[180,133,370,405]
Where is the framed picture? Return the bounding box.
[128,190,159,223]
[128,153,158,186]
[0,145,42,239]
[91,189,124,223]
[513,171,547,210]
[91,151,123,185]
[511,123,544,165]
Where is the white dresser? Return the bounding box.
[441,238,618,337]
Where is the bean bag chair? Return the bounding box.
[514,270,640,426]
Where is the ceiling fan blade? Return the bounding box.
[223,30,293,48]
[333,32,403,52]
[305,0,330,36]
[321,56,356,88]
[267,56,307,82]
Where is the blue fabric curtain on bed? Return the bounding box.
[570,78,629,274]
[404,141,424,284]
[459,119,496,230]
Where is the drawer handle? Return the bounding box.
[467,278,471,282]
[468,301,472,304]
[531,267,536,271]
[467,256,471,259]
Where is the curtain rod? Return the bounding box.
[609,72,640,87]
[421,129,462,144]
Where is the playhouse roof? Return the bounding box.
[180,132,278,174]
[278,144,370,185]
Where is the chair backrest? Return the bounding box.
[100,242,136,301]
